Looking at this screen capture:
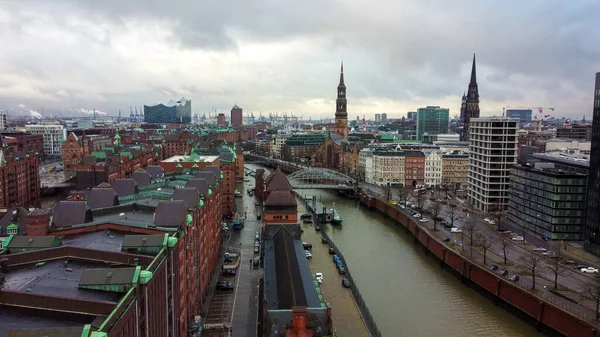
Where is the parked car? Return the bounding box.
[488,220,495,225]
[253,258,260,267]
[581,267,599,273]
[321,237,328,244]
[542,235,550,241]
[496,227,507,232]
[413,213,421,218]
[532,247,547,252]
[338,266,346,274]
[217,283,234,291]
[443,223,453,229]
[342,278,351,288]
[256,213,261,220]
[450,227,462,233]
[574,264,588,270]
[512,236,525,242]
[305,251,312,259]
[501,231,512,236]
[443,237,451,242]
[315,272,323,284]
[222,270,237,276]
[564,260,577,265]
[419,218,429,223]
[254,246,260,253]
[303,242,313,250]
[489,265,499,271]
[315,226,321,231]
[498,269,509,277]
[508,275,520,282]
[328,247,336,254]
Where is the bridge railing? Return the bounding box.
[294,191,382,337]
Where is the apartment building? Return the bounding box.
[424,150,442,188]
[442,152,469,190]
[467,118,518,213]
[24,124,67,158]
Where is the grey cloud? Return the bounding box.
[0,0,599,118]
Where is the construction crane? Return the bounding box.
[533,107,554,132]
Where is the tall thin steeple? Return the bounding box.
[334,60,348,139]
[470,53,477,85]
[461,53,480,141]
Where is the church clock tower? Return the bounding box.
[335,62,348,139]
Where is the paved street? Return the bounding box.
[361,183,600,322]
[229,179,263,337]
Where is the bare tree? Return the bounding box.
[523,251,544,291]
[477,233,493,264]
[445,207,464,228]
[464,219,478,257]
[493,203,506,227]
[584,278,600,321]
[415,192,426,211]
[427,200,443,231]
[500,235,510,264]
[441,178,451,198]
[398,187,411,207]
[546,255,569,290]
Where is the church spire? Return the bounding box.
[470,53,477,84]
[339,61,345,86]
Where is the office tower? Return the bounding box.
[416,106,449,141]
[585,72,600,255]
[467,117,518,212]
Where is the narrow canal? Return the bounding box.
[246,164,543,337]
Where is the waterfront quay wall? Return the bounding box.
[294,191,381,337]
[360,192,598,337]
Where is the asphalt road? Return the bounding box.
[229,180,263,337]
[361,183,600,321]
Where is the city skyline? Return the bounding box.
[0,1,599,119]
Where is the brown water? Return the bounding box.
[298,189,543,337]
[247,162,543,337]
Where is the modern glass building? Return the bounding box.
[506,109,532,123]
[144,97,191,124]
[508,165,587,240]
[585,72,600,255]
[416,106,449,141]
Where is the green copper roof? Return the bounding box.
[220,173,224,179]
[7,223,18,230]
[140,270,152,284]
[176,163,183,168]
[199,199,205,208]
[192,163,199,168]
[167,237,178,248]
[208,188,213,197]
[186,214,193,225]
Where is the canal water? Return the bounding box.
[247,163,542,337]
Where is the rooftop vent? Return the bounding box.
[107,272,113,278]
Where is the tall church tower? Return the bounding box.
[335,62,348,139]
[461,54,480,141]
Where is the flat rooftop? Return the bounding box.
[0,309,91,337]
[3,259,122,303]
[61,230,128,253]
[162,155,219,163]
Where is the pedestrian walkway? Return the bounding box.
[298,201,371,337]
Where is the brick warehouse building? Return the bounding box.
[0,165,223,336]
[0,132,45,157]
[0,150,40,209]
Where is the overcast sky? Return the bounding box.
[0,0,598,119]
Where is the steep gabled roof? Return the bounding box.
[0,206,28,236]
[112,179,138,197]
[185,178,209,197]
[265,168,292,192]
[172,188,200,209]
[195,172,216,186]
[86,188,119,209]
[132,169,152,186]
[53,201,92,227]
[265,190,297,206]
[96,182,112,188]
[204,165,221,178]
[145,165,164,178]
[154,201,187,228]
